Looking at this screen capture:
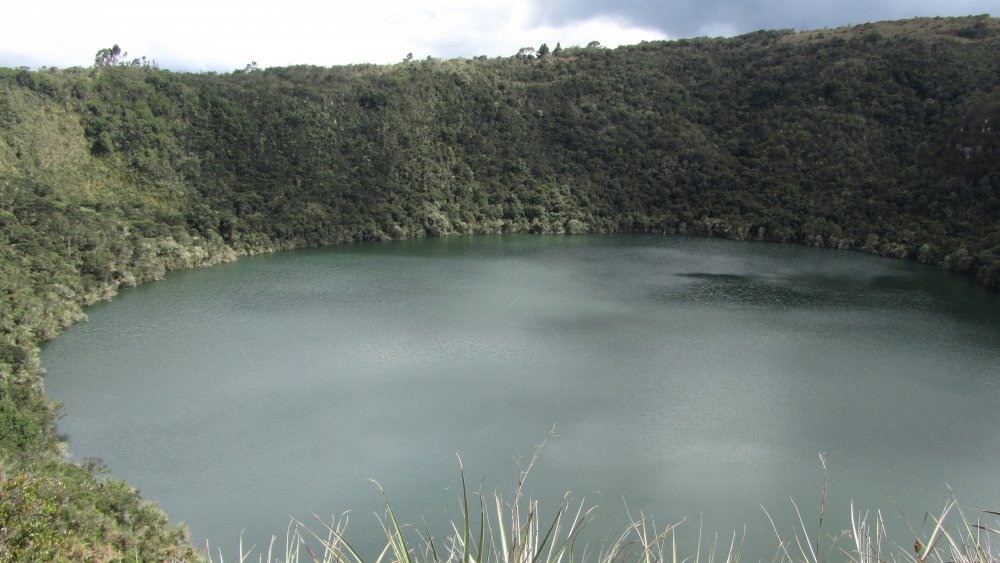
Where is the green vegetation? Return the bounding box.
[0,15,998,559]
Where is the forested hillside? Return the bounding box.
[0,15,998,559]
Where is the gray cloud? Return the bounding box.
[531,0,995,38]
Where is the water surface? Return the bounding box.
[43,235,1000,558]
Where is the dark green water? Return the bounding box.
[43,235,1000,559]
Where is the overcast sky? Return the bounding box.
[2,0,994,72]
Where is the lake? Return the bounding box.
[42,234,1000,559]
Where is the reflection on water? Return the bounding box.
[42,235,1000,559]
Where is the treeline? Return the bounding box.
[0,15,998,558]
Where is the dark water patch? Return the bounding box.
[664,271,842,310]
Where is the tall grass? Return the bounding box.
[207,446,999,563]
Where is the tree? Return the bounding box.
[538,43,550,57]
[94,44,123,67]
[516,47,537,58]
[586,40,602,48]
[553,42,563,56]
[93,45,155,70]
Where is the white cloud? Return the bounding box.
[4,0,996,71]
[4,0,665,71]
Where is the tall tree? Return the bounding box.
[94,44,123,67]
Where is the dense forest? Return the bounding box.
[0,15,998,559]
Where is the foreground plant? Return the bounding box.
[208,429,743,563]
[207,445,999,563]
[840,493,1000,563]
[761,455,999,563]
